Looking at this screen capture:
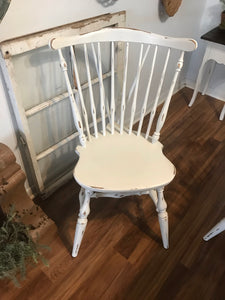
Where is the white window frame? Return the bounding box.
[0,11,126,196]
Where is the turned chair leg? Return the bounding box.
[156,187,169,249]
[72,188,91,257]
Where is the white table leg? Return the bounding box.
[189,47,211,107]
[203,217,225,241]
[202,60,216,96]
[219,104,225,120]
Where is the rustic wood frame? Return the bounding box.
[0,11,126,196]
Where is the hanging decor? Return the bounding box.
[96,0,118,7]
[162,0,182,17]
[0,0,10,22]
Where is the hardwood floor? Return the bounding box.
[1,87,225,299]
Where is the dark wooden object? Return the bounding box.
[201,26,225,46]
[0,88,225,299]
[162,0,182,17]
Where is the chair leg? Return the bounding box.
[156,187,169,249]
[72,188,91,257]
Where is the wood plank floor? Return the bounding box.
[1,87,225,299]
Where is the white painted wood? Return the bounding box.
[129,44,143,134]
[0,12,126,194]
[149,189,158,207]
[70,46,91,141]
[145,48,170,139]
[189,42,225,120]
[58,49,87,147]
[127,45,150,109]
[120,42,129,134]
[97,42,106,136]
[0,12,126,57]
[25,71,112,118]
[189,46,212,108]
[91,43,110,125]
[50,28,197,52]
[203,218,225,241]
[219,104,225,121]
[74,130,176,192]
[156,187,169,249]
[84,44,98,138]
[111,41,115,134]
[152,51,184,143]
[0,53,44,191]
[72,188,92,257]
[202,60,216,96]
[50,27,197,256]
[138,45,157,136]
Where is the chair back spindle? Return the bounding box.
[111,41,115,134]
[50,28,197,146]
[128,44,144,134]
[70,46,91,141]
[120,42,129,134]
[145,48,171,139]
[151,51,184,143]
[137,45,158,136]
[83,44,98,138]
[97,42,106,136]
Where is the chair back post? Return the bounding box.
[57,49,86,147]
[110,41,115,134]
[151,51,184,143]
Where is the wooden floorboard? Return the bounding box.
[1,87,225,299]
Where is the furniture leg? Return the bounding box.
[149,189,158,207]
[156,187,169,249]
[72,188,91,257]
[189,53,209,107]
[203,217,225,241]
[202,60,216,96]
[219,104,225,121]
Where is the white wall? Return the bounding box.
[0,0,223,191]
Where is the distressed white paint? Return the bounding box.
[120,42,129,134]
[52,28,196,256]
[0,0,220,197]
[145,48,171,139]
[84,44,98,138]
[51,28,197,52]
[110,41,115,134]
[0,12,125,193]
[0,1,222,196]
[152,51,184,143]
[203,218,225,241]
[137,45,157,136]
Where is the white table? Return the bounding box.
[189,27,225,121]
[190,27,225,241]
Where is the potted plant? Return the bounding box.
[220,0,225,30]
[0,205,49,287]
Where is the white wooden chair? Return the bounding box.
[49,28,197,257]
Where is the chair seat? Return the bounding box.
[74,130,176,193]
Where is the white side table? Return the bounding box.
[189,27,225,121]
